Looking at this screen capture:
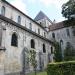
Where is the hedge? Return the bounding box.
[47,61,75,75]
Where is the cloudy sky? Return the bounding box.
[6,0,69,22]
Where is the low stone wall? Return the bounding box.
[6,72,20,75]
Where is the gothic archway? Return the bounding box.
[21,47,29,75]
[39,52,44,71]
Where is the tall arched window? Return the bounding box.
[31,39,35,48]
[52,32,55,39]
[60,40,63,45]
[66,29,70,37]
[51,46,53,54]
[11,33,18,47]
[18,16,21,24]
[1,6,5,16]
[43,44,46,53]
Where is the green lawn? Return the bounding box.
[27,71,47,75]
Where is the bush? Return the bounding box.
[64,42,75,61]
[47,61,75,75]
[54,41,62,62]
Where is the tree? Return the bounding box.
[29,49,37,75]
[62,0,75,19]
[64,42,75,61]
[54,41,62,62]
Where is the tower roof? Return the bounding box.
[34,11,52,23]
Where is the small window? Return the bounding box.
[51,46,53,54]
[38,28,40,34]
[11,33,18,47]
[31,39,35,48]
[1,6,5,16]
[44,32,46,37]
[52,32,55,38]
[43,44,46,53]
[17,16,21,24]
[66,29,70,37]
[29,23,32,30]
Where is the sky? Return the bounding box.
[6,0,69,22]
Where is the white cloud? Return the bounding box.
[7,0,28,15]
[27,0,36,4]
[40,0,69,9]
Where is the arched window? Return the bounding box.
[17,16,21,24]
[52,32,55,39]
[1,6,5,16]
[43,44,46,53]
[31,39,35,48]
[11,33,18,47]
[60,40,63,45]
[51,46,53,54]
[66,29,70,37]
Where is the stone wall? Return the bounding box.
[0,51,5,75]
[0,19,52,74]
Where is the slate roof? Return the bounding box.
[49,22,64,31]
[49,20,75,31]
[34,11,53,23]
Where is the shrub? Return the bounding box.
[64,42,75,61]
[47,61,75,75]
[54,41,62,62]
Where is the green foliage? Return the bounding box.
[29,49,37,75]
[63,19,75,27]
[54,41,62,62]
[47,61,75,75]
[27,71,47,75]
[29,49,37,68]
[62,0,75,19]
[64,43,75,61]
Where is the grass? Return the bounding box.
[27,71,47,75]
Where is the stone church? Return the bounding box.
[0,0,54,75]
[0,0,75,75]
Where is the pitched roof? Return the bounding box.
[49,20,75,31]
[34,11,53,23]
[49,22,64,31]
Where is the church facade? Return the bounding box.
[49,21,75,59]
[0,0,54,75]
